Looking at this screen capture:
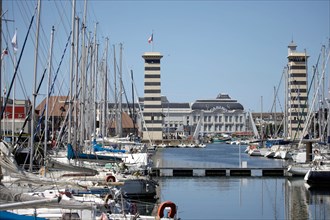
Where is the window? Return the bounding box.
[146,59,160,64]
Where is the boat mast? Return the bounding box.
[68,0,76,145]
[88,22,97,141]
[273,86,277,138]
[313,65,317,140]
[30,0,41,172]
[260,96,263,140]
[94,39,98,139]
[328,40,330,144]
[131,70,135,135]
[119,43,123,138]
[44,26,55,175]
[0,0,3,183]
[74,16,80,149]
[80,0,87,146]
[12,31,17,145]
[321,45,326,142]
[101,37,108,138]
[113,45,117,136]
[284,66,288,139]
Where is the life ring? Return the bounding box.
[105,175,116,182]
[157,201,177,218]
[314,149,319,155]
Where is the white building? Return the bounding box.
[138,93,246,140]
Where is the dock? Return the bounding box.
[150,167,291,177]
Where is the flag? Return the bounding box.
[1,47,8,60]
[148,34,153,43]
[11,29,18,52]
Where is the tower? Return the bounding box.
[287,41,309,140]
[142,52,163,142]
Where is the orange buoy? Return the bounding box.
[157,201,177,218]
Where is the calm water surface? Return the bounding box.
[152,143,330,220]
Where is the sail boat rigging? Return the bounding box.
[0,8,36,122]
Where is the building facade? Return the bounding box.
[138,94,247,140]
[189,93,246,135]
[1,98,30,137]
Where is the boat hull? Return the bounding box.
[304,169,330,185]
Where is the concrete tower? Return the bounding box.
[287,41,309,140]
[142,52,163,142]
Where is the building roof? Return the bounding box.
[36,96,69,116]
[109,112,137,129]
[138,96,190,109]
[162,102,190,109]
[142,52,163,58]
[191,93,244,111]
[37,96,137,129]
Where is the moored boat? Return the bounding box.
[304,154,330,185]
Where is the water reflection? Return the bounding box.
[153,145,330,219]
[154,176,330,219]
[156,177,286,219]
[286,178,330,220]
[153,144,288,168]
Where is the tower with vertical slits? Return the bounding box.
[287,41,309,140]
[142,52,163,142]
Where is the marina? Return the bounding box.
[0,1,330,219]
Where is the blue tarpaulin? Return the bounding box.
[0,211,47,220]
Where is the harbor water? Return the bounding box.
[152,143,330,219]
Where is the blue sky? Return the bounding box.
[1,0,329,112]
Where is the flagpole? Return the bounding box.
[148,31,154,52]
[152,30,154,52]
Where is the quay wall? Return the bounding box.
[150,167,291,177]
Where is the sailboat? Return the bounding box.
[66,143,123,163]
[304,157,330,185]
[192,113,206,148]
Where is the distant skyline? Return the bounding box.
[1,0,329,113]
